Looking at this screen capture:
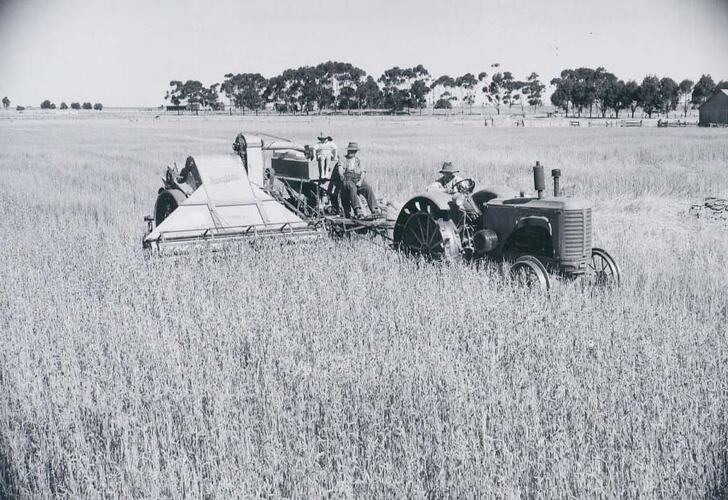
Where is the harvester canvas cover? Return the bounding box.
[144,154,315,251]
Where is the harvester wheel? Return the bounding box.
[154,189,187,226]
[587,248,621,286]
[510,255,551,290]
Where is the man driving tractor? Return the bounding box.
[427,161,464,193]
[338,142,380,218]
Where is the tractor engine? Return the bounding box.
[477,163,592,275]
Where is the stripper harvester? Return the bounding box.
[142,133,620,289]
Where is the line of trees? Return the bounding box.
[164,61,726,117]
[39,100,103,110]
[164,61,547,115]
[550,69,728,118]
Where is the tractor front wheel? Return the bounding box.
[587,248,621,286]
[510,255,551,290]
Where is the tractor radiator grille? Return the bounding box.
[562,209,592,260]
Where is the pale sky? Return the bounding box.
[1,0,727,107]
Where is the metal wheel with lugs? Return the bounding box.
[510,255,551,290]
[394,198,461,261]
[587,247,621,286]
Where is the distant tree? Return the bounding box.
[337,85,357,111]
[524,72,545,110]
[659,77,679,116]
[71,102,81,110]
[408,65,431,114]
[221,73,236,113]
[431,75,457,109]
[611,80,632,118]
[691,74,715,107]
[455,73,478,114]
[410,79,431,114]
[238,75,267,114]
[378,66,429,112]
[593,69,617,117]
[488,71,513,115]
[200,83,219,110]
[315,61,367,112]
[355,76,382,109]
[378,67,410,112]
[571,67,599,117]
[2,96,9,109]
[501,74,521,112]
[224,73,268,114]
[624,80,641,118]
[323,62,366,112]
[82,102,93,110]
[15,105,25,111]
[263,74,291,113]
[164,79,208,113]
[550,71,575,116]
[678,79,694,117]
[40,99,54,109]
[60,102,68,110]
[93,103,103,111]
[477,71,489,110]
[165,80,183,106]
[639,76,662,118]
[717,80,728,90]
[434,97,453,109]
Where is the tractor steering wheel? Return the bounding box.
[452,178,476,194]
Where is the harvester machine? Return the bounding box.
[142,134,321,253]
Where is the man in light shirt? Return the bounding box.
[426,161,464,193]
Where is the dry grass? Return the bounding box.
[0,114,727,498]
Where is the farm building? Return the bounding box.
[699,89,728,126]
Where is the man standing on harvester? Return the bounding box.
[339,142,380,218]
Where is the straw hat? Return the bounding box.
[345,142,359,156]
[317,131,331,140]
[439,161,459,174]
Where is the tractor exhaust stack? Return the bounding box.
[552,169,561,197]
[533,161,545,199]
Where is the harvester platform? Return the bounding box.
[143,153,320,253]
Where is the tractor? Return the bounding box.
[392,163,620,288]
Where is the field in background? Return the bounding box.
[0,115,727,497]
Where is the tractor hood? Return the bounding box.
[487,196,591,211]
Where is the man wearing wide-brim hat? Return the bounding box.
[426,161,464,193]
[338,142,380,218]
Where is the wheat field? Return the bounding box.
[0,113,727,498]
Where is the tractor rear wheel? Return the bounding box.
[510,255,551,290]
[154,189,187,226]
[587,248,621,286]
[400,213,460,261]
